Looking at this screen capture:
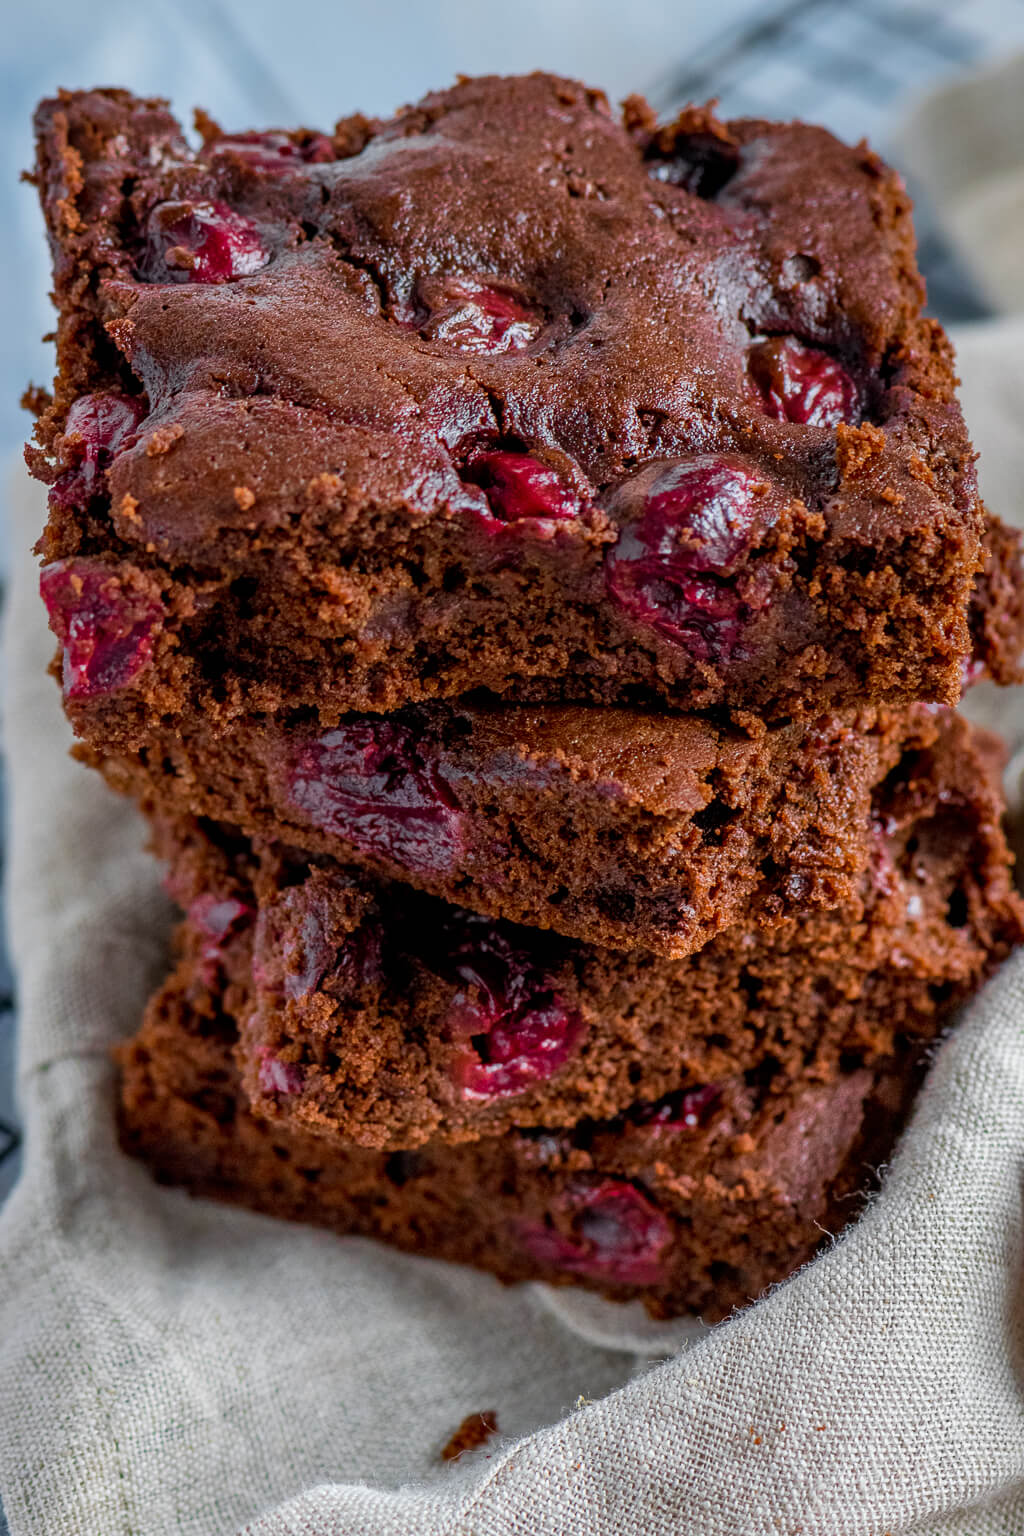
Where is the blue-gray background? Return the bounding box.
[3,2,1024,1527]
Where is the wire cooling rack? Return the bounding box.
[649,0,1024,321]
[652,0,1024,136]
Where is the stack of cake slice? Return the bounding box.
[27,75,1024,1319]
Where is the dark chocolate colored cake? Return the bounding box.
[26,73,1024,1319]
[147,707,1022,1150]
[27,77,1023,754]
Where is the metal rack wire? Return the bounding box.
[648,0,1024,322]
[650,0,1024,137]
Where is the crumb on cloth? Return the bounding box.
[441,1410,499,1462]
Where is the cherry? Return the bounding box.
[519,1179,672,1286]
[463,450,580,537]
[189,893,254,985]
[436,911,584,1100]
[138,199,269,284]
[203,130,334,172]
[410,278,542,354]
[280,903,335,1001]
[255,891,383,1003]
[256,1046,304,1096]
[287,718,465,877]
[605,455,777,658]
[48,393,147,510]
[630,1083,722,1133]
[748,336,858,426]
[59,393,146,478]
[39,559,162,700]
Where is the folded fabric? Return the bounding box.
[1,315,1024,1534]
[898,52,1024,314]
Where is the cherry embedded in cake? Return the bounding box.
[439,913,586,1100]
[189,893,254,985]
[518,1179,673,1286]
[277,904,337,1002]
[38,559,163,700]
[254,887,383,1004]
[409,276,543,353]
[630,1082,723,1133]
[48,393,147,510]
[605,455,780,658]
[286,718,465,877]
[462,449,582,537]
[747,336,859,426]
[137,199,269,284]
[256,1046,304,1096]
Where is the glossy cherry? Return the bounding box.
[605,454,777,658]
[748,336,858,426]
[60,392,146,479]
[287,719,464,877]
[438,911,584,1100]
[519,1180,672,1286]
[464,450,580,537]
[48,393,147,510]
[39,559,162,700]
[139,199,269,283]
[413,278,542,354]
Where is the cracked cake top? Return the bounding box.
[25,74,1020,724]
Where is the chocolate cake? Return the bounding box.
[148,707,1022,1149]
[118,941,926,1321]
[27,72,1024,1322]
[101,701,931,957]
[27,77,1024,755]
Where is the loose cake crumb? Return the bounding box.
[441,1411,499,1461]
[836,421,885,480]
[145,423,184,456]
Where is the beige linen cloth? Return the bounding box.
[4,86,1024,1536]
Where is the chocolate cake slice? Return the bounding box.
[119,940,926,1322]
[27,78,1023,753]
[101,701,933,957]
[147,707,1022,1149]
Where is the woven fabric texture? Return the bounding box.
[1,315,1024,1534]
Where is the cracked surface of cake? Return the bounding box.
[26,76,1024,753]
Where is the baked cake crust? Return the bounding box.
[101,701,930,957]
[147,708,1023,1149]
[27,78,1023,746]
